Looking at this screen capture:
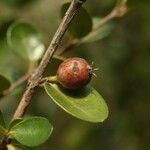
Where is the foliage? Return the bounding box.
[0,0,149,149]
[44,83,108,122]
[7,21,45,61]
[10,117,53,147]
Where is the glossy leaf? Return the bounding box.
[82,17,115,43]
[7,21,45,61]
[61,3,92,38]
[44,83,109,123]
[10,117,53,147]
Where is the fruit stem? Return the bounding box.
[53,55,66,61]
[47,76,58,82]
[39,76,58,86]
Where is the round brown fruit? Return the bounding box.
[56,57,92,90]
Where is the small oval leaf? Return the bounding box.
[61,3,92,38]
[7,21,45,61]
[44,83,109,123]
[10,117,53,147]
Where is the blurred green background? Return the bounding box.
[0,0,150,149]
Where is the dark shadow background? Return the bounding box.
[0,0,150,149]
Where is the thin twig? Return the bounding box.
[53,55,67,61]
[39,76,57,86]
[93,1,127,30]
[12,0,87,119]
[57,1,128,55]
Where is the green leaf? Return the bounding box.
[44,83,109,123]
[7,21,45,61]
[10,117,53,147]
[61,3,92,38]
[82,17,115,43]
[0,110,6,128]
